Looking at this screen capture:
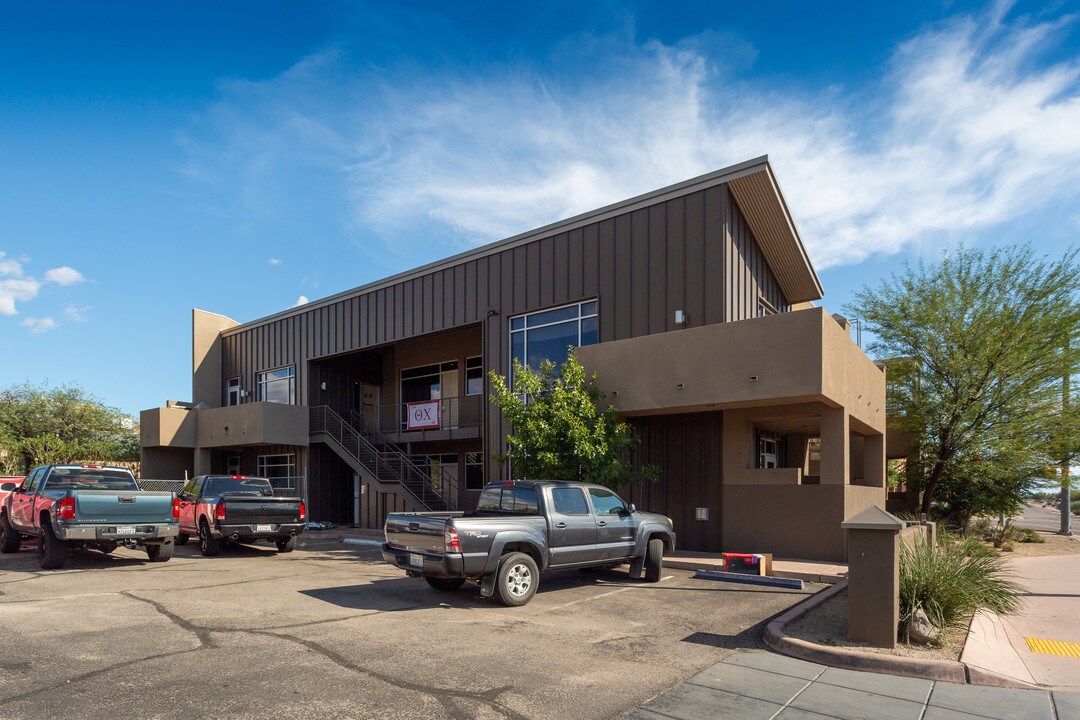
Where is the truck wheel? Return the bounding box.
[643,538,664,582]
[275,536,297,553]
[37,522,67,570]
[146,540,174,563]
[426,577,466,591]
[0,513,20,554]
[494,552,538,607]
[98,542,117,554]
[198,521,220,557]
[175,533,190,546]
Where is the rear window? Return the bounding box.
[476,486,539,515]
[204,477,274,497]
[43,468,139,492]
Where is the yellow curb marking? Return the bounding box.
[1024,637,1080,659]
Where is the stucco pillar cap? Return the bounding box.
[841,505,904,531]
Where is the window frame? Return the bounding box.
[465,452,484,491]
[465,356,484,397]
[508,299,599,386]
[226,377,242,406]
[255,366,295,404]
[256,453,296,480]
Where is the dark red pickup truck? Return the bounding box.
[175,475,306,556]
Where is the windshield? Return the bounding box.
[204,477,274,497]
[43,468,139,492]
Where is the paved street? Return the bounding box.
[628,650,1078,720]
[0,537,811,720]
[1014,504,1073,534]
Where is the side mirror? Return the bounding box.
[0,483,15,492]
[625,503,636,514]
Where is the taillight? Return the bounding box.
[299,502,307,522]
[172,497,180,519]
[445,528,461,554]
[215,502,227,523]
[57,497,76,521]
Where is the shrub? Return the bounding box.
[900,536,1024,642]
[1072,499,1080,516]
[1013,527,1045,544]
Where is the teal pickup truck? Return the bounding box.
[0,464,179,569]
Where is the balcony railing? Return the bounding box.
[360,395,484,435]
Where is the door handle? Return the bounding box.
[597,521,607,527]
[555,522,567,529]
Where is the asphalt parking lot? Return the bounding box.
[0,536,813,720]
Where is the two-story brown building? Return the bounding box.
[141,156,886,561]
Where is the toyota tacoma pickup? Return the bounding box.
[382,481,676,606]
[175,475,306,556]
[0,464,179,569]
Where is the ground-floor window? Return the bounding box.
[465,452,484,490]
[226,455,241,476]
[257,453,297,490]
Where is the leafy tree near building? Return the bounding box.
[488,350,659,488]
[0,382,140,475]
[848,245,1080,521]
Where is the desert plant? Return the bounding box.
[1013,527,1045,544]
[1072,499,1080,516]
[900,536,1024,642]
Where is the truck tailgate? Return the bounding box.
[384,514,455,554]
[73,490,174,524]
[222,497,303,525]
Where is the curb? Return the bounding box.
[762,579,1039,689]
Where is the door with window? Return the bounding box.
[546,486,598,566]
[400,361,458,430]
[177,477,205,534]
[588,487,636,561]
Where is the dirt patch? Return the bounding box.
[997,531,1080,558]
[784,588,966,662]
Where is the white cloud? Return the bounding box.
[64,305,91,322]
[0,277,41,316]
[182,5,1080,271]
[0,252,24,277]
[293,295,310,307]
[44,266,85,285]
[20,316,57,334]
[268,257,283,265]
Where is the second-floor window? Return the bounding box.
[256,366,295,404]
[509,300,598,376]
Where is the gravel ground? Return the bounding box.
[1000,531,1080,558]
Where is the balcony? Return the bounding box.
[140,402,309,450]
[358,395,483,443]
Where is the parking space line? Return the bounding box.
[547,575,674,611]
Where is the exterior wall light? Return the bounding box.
[674,310,686,325]
[750,376,759,382]
[320,382,328,391]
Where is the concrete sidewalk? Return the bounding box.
[962,553,1080,691]
[626,651,1076,720]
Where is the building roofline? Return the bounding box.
[222,155,819,336]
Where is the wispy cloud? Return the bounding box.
[268,257,283,265]
[181,4,1080,271]
[64,305,91,322]
[293,295,309,307]
[0,251,24,277]
[44,266,85,285]
[20,316,56,334]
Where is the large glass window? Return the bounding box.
[256,367,295,404]
[256,454,296,488]
[400,361,459,429]
[509,300,598,376]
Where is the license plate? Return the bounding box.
[255,524,273,532]
[409,553,424,567]
[116,526,136,535]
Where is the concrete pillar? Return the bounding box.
[863,434,886,488]
[842,506,904,648]
[194,448,212,476]
[820,407,849,484]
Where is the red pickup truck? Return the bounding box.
[175,475,306,556]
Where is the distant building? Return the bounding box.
[141,157,886,561]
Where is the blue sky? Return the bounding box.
[1,0,1078,417]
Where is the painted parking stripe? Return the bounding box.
[1025,637,1080,659]
[547,575,674,611]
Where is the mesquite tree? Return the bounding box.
[848,245,1080,518]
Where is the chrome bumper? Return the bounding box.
[56,523,180,541]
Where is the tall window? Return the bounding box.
[256,367,295,404]
[226,377,241,406]
[257,454,296,489]
[510,300,598,374]
[465,452,484,491]
[465,357,483,396]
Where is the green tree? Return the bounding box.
[0,382,140,474]
[848,245,1080,519]
[488,350,658,487]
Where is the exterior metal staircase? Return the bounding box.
[309,405,458,511]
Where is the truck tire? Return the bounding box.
[146,540,174,563]
[0,512,20,554]
[275,536,297,553]
[643,538,664,582]
[494,552,538,607]
[175,533,190,546]
[426,577,466,591]
[37,522,67,570]
[198,520,220,557]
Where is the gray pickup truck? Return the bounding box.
[0,464,179,569]
[382,481,676,606]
